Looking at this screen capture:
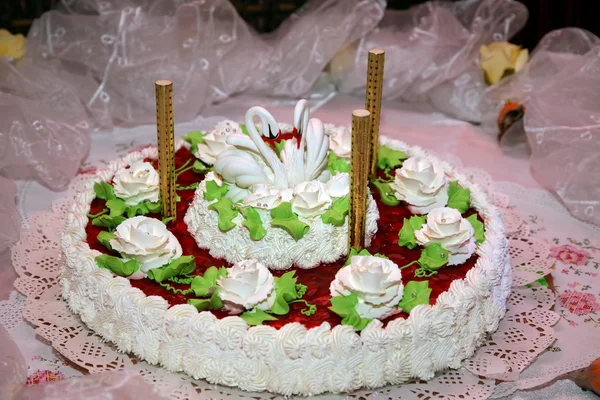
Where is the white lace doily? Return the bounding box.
[11,168,558,399]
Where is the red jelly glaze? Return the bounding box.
[85,147,479,329]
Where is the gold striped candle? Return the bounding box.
[155,80,177,221]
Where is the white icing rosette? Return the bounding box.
[291,180,332,217]
[390,156,449,214]
[329,126,351,158]
[330,256,404,319]
[414,207,476,265]
[110,216,182,276]
[195,120,242,165]
[112,160,159,206]
[217,259,276,314]
[325,173,350,198]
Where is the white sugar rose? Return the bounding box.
[195,120,241,165]
[329,126,351,158]
[415,207,476,265]
[243,184,283,209]
[217,259,276,314]
[292,181,332,217]
[390,156,449,214]
[330,256,404,319]
[325,173,350,198]
[112,160,159,206]
[110,216,182,276]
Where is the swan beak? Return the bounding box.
[268,125,280,140]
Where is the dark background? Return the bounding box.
[1,0,598,51]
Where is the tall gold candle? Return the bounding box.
[155,80,177,221]
[365,48,385,177]
[348,109,372,252]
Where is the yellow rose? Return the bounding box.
[0,29,26,60]
[480,41,528,85]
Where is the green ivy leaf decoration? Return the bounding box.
[97,231,114,250]
[93,181,116,200]
[466,214,485,244]
[372,180,400,206]
[415,242,449,277]
[146,201,162,214]
[188,290,224,311]
[190,266,227,297]
[269,271,300,315]
[147,255,197,283]
[106,198,126,217]
[204,180,229,202]
[182,131,206,154]
[125,203,149,218]
[398,280,432,313]
[321,196,349,226]
[327,151,351,176]
[328,294,372,331]
[91,215,126,231]
[377,146,407,170]
[208,197,239,231]
[274,139,286,157]
[397,215,427,250]
[447,181,471,213]
[95,254,139,277]
[192,160,209,174]
[241,206,267,240]
[270,202,309,241]
[240,309,278,326]
[162,216,175,225]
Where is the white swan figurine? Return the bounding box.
[214,100,330,191]
[214,106,289,189]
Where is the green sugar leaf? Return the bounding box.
[146,201,162,214]
[94,181,116,201]
[321,196,349,226]
[398,215,426,250]
[188,290,223,311]
[208,197,239,232]
[190,266,227,297]
[192,160,209,174]
[95,254,139,277]
[329,294,372,331]
[274,139,286,157]
[327,151,351,176]
[97,231,114,251]
[147,255,196,283]
[204,180,229,202]
[241,206,267,241]
[91,215,126,231]
[377,146,407,170]
[106,198,126,217]
[239,124,250,136]
[372,180,400,206]
[182,131,206,154]
[269,271,300,315]
[398,280,432,313]
[240,309,278,326]
[270,202,309,241]
[447,181,471,214]
[344,247,373,266]
[466,214,485,245]
[416,242,449,276]
[125,203,149,218]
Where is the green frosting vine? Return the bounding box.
[372,180,400,206]
[241,309,278,326]
[466,214,485,244]
[147,256,197,283]
[95,254,139,277]
[269,271,315,316]
[190,266,227,297]
[397,215,426,250]
[270,202,309,241]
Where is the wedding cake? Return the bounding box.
[60,100,511,396]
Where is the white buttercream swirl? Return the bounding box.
[217,259,276,314]
[414,207,477,265]
[110,216,183,275]
[330,256,404,319]
[390,156,449,214]
[112,160,160,206]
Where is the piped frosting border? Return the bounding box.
[60,136,511,396]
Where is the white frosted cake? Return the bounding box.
[60,100,511,396]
